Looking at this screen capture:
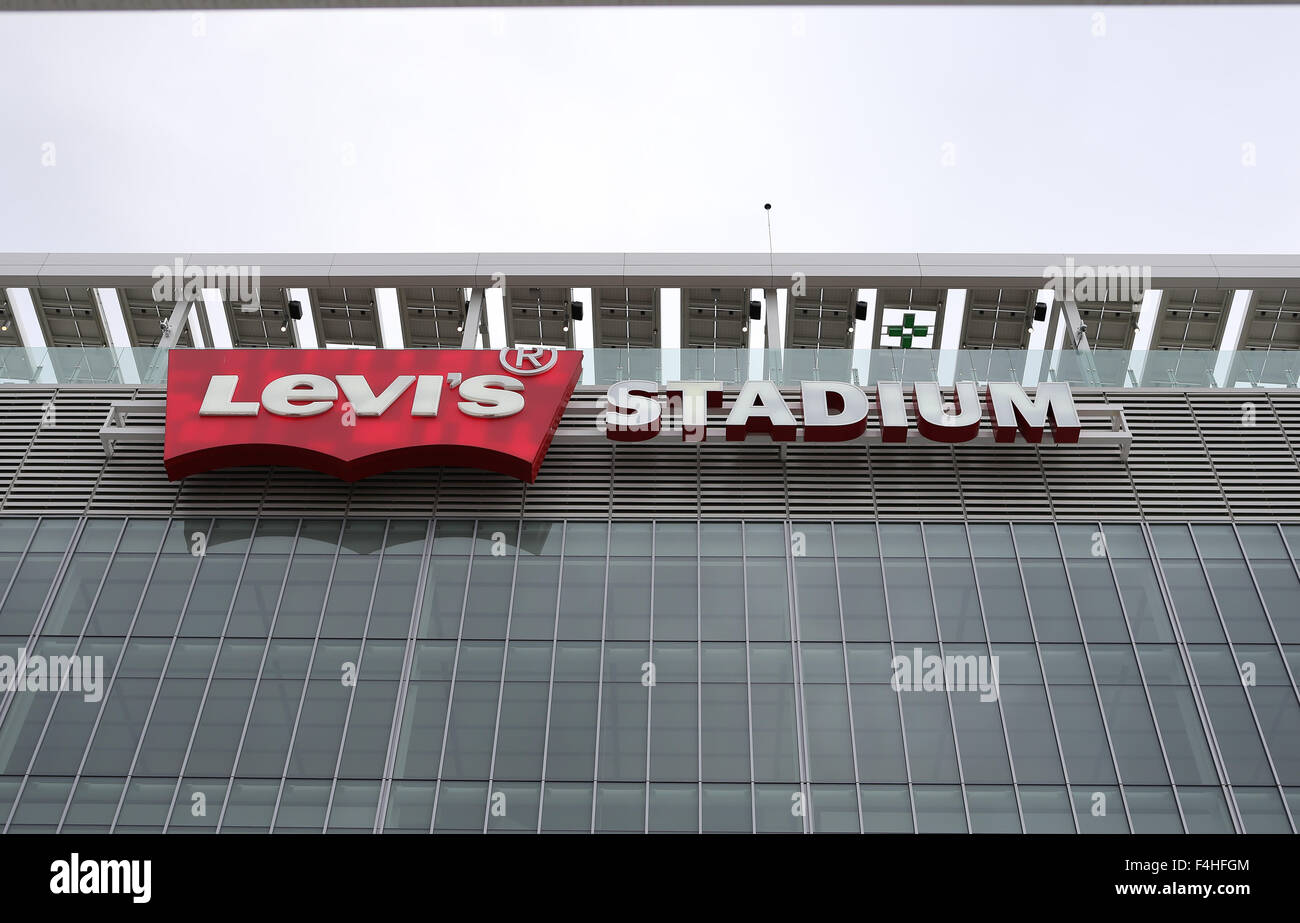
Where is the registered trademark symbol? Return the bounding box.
[500,346,558,376]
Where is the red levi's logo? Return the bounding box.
[164,348,583,483]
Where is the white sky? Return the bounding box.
[1,5,1297,254]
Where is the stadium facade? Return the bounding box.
[0,252,1298,834]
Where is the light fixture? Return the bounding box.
[456,324,464,333]
[855,301,869,321]
[288,300,303,321]
[1034,302,1048,322]
[569,301,584,321]
[280,323,288,333]
[749,300,762,321]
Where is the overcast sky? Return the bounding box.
[1,5,1297,254]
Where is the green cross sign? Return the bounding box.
[884,312,930,348]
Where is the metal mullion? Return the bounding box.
[169,519,297,833]
[1186,523,1297,833]
[642,521,655,834]
[48,516,174,833]
[313,520,389,834]
[481,516,524,833]
[877,524,918,834]
[784,521,812,833]
[1050,522,1137,832]
[1005,523,1080,833]
[217,520,344,831]
[917,524,974,834]
[374,517,435,833]
[960,522,1026,833]
[828,522,865,834]
[586,518,612,834]
[15,518,126,829]
[534,521,568,833]
[111,517,237,833]
[427,519,481,833]
[1094,522,1190,833]
[1142,521,1244,833]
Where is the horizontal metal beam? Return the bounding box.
[3,253,1298,291]
[4,1,1286,11]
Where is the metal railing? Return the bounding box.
[1,346,1297,389]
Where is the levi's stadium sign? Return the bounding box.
[164,348,1108,483]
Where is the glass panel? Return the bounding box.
[950,692,1012,783]
[327,780,380,831]
[1233,787,1292,834]
[794,558,840,641]
[417,558,469,640]
[226,555,288,637]
[284,679,351,778]
[699,558,745,641]
[851,684,908,783]
[486,781,540,833]
[338,680,400,778]
[1048,685,1118,784]
[510,557,560,640]
[492,682,549,781]
[392,682,451,780]
[653,557,698,641]
[967,785,1020,833]
[594,782,644,832]
[179,681,257,780]
[750,685,799,782]
[433,780,487,832]
[43,552,111,636]
[882,559,935,642]
[647,782,697,833]
[1019,785,1074,833]
[462,557,514,640]
[235,679,306,778]
[1125,786,1183,833]
[913,785,967,833]
[859,784,912,832]
[1071,785,1128,833]
[700,684,749,781]
[319,556,379,638]
[810,783,859,833]
[1098,685,1169,785]
[745,558,790,642]
[540,782,592,832]
[597,683,648,782]
[384,781,435,830]
[649,683,697,782]
[803,684,855,782]
[754,783,802,833]
[441,682,499,779]
[556,558,605,640]
[544,684,598,781]
[900,693,960,783]
[1178,786,1234,833]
